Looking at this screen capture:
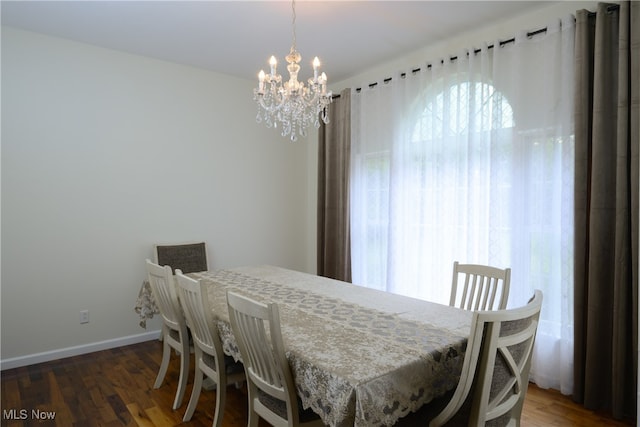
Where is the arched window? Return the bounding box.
[353,75,571,308]
[412,80,514,141]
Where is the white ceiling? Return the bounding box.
[1,1,555,83]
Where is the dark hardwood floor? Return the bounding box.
[1,340,635,426]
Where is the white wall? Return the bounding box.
[1,27,314,367]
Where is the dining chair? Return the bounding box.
[175,270,245,426]
[429,290,543,427]
[152,241,208,341]
[450,261,511,311]
[145,259,190,410]
[226,291,324,427]
[153,241,208,274]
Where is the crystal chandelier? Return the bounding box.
[253,0,332,142]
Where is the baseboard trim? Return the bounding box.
[0,330,161,371]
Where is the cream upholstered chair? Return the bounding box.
[450,262,511,311]
[153,241,208,274]
[429,290,543,427]
[226,291,324,427]
[145,259,190,410]
[175,270,245,426]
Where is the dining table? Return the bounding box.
[184,265,472,427]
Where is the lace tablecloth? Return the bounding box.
[190,265,472,427]
[134,280,159,328]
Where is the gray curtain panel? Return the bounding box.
[574,1,639,419]
[317,88,352,282]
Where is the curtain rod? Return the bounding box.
[332,5,619,99]
[358,26,548,92]
[331,24,549,99]
[589,3,620,16]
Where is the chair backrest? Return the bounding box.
[153,241,208,274]
[174,270,224,359]
[145,259,185,331]
[450,261,511,310]
[226,291,300,424]
[430,290,543,427]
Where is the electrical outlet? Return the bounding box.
[80,310,89,324]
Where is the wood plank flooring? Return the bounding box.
[1,340,635,426]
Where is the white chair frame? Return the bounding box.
[226,291,323,427]
[145,259,190,410]
[430,290,543,427]
[175,270,245,427]
[450,262,511,311]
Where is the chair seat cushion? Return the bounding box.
[201,353,244,375]
[257,389,320,423]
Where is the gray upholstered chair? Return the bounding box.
[226,291,323,427]
[450,262,511,311]
[430,290,543,427]
[153,241,208,274]
[151,241,208,340]
[145,259,190,410]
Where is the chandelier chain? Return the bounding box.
[291,0,297,52]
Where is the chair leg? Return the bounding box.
[213,378,227,427]
[183,366,204,421]
[247,386,259,427]
[248,410,259,427]
[172,341,190,410]
[154,337,171,389]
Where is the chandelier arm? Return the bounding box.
[256,93,287,113]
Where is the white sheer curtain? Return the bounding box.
[350,17,575,394]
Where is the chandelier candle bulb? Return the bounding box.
[258,70,265,93]
[269,56,277,76]
[313,57,320,81]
